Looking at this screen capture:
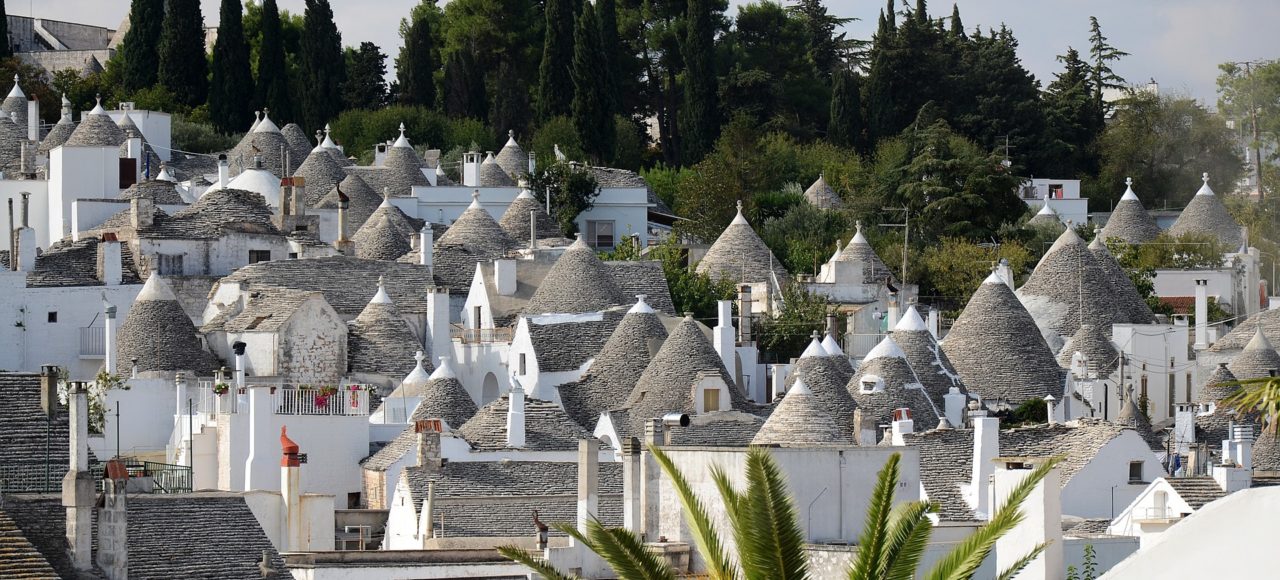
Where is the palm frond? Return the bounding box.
[737,447,808,580]
[995,541,1049,580]
[650,445,739,580]
[924,456,1063,580]
[584,517,676,580]
[552,521,598,552]
[1221,378,1280,434]
[497,545,582,580]
[847,452,902,580]
[880,500,934,580]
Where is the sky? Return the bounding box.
[27,0,1280,104]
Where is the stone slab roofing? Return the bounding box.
[218,256,437,316]
[999,419,1134,486]
[1087,238,1156,325]
[353,213,413,261]
[39,117,75,154]
[297,148,349,207]
[363,381,477,471]
[528,311,622,373]
[1056,324,1120,375]
[118,275,221,375]
[138,187,281,240]
[494,132,529,179]
[455,394,599,452]
[753,379,852,445]
[586,166,674,216]
[1197,364,1239,405]
[1167,175,1243,249]
[558,303,668,430]
[382,146,430,197]
[847,338,939,429]
[837,224,894,284]
[119,179,187,205]
[695,204,787,286]
[902,428,976,521]
[1208,308,1280,354]
[525,237,628,315]
[803,174,842,209]
[1227,328,1280,380]
[65,109,125,148]
[1,495,106,579]
[120,493,289,579]
[605,261,676,316]
[0,374,73,491]
[1016,228,1121,342]
[315,173,382,232]
[941,273,1064,404]
[892,309,966,411]
[1099,180,1162,245]
[499,192,561,243]
[403,461,623,538]
[348,288,424,378]
[280,123,313,166]
[0,506,60,579]
[1163,477,1226,510]
[781,349,859,431]
[478,153,515,187]
[26,236,143,288]
[228,123,295,177]
[203,288,322,333]
[665,410,766,446]
[1254,432,1280,472]
[0,117,29,175]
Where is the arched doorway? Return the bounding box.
[481,372,500,405]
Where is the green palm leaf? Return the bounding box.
[577,517,676,580]
[651,445,739,580]
[496,544,581,580]
[847,452,902,580]
[880,500,935,580]
[737,447,809,580]
[995,542,1049,580]
[1221,377,1280,434]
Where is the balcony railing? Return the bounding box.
[1138,507,1180,521]
[272,387,369,416]
[79,326,104,357]
[451,326,514,344]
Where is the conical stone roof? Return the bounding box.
[297,148,348,207]
[280,123,313,167]
[1253,432,1280,472]
[1099,179,1161,244]
[499,188,560,243]
[315,174,382,230]
[347,279,423,377]
[525,236,627,314]
[1116,387,1163,451]
[119,180,186,205]
[228,116,293,176]
[891,307,966,410]
[478,152,515,186]
[353,213,413,261]
[1056,323,1120,375]
[941,272,1063,404]
[753,378,852,446]
[383,125,430,196]
[1168,173,1244,248]
[65,101,124,148]
[494,131,529,179]
[558,296,669,430]
[836,222,895,283]
[436,192,514,256]
[1,75,26,129]
[117,275,220,374]
[781,336,858,431]
[39,114,75,154]
[0,116,26,175]
[361,197,422,243]
[847,336,939,428]
[803,174,842,209]
[1197,363,1239,405]
[696,201,788,286]
[1027,204,1065,230]
[624,315,746,435]
[402,356,476,430]
[1017,227,1119,342]
[1087,237,1155,324]
[1228,327,1280,380]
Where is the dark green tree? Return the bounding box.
[537,0,576,121]
[254,0,294,122]
[678,0,719,164]
[865,0,949,144]
[396,11,437,107]
[596,0,621,109]
[0,2,9,59]
[209,0,254,133]
[828,67,863,149]
[442,47,486,119]
[1088,16,1129,115]
[1044,47,1103,177]
[300,0,345,132]
[342,42,388,110]
[120,0,164,92]
[490,58,531,141]
[529,162,601,235]
[571,0,614,163]
[721,1,826,138]
[786,0,858,75]
[948,3,964,38]
[952,26,1052,174]
[157,0,209,108]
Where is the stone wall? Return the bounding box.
[362,469,387,510]
[20,50,114,75]
[806,545,856,579]
[279,299,345,385]
[96,478,128,579]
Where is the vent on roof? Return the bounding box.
[415,418,443,433]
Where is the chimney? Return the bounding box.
[415,419,443,471]
[506,383,526,448]
[280,427,305,552]
[100,233,122,286]
[1213,422,1255,493]
[529,210,537,250]
[63,381,95,571]
[887,293,901,329]
[1044,395,1059,425]
[217,154,229,189]
[943,387,966,427]
[233,341,247,388]
[103,301,118,374]
[970,413,999,519]
[995,258,1015,290]
[1194,279,1209,349]
[927,308,940,339]
[293,176,306,217]
[279,177,292,219]
[419,224,433,269]
[494,258,517,296]
[20,191,28,228]
[993,458,1063,579]
[417,482,436,544]
[890,408,914,446]
[130,195,154,230]
[27,97,38,142]
[528,151,537,175]
[426,287,451,368]
[577,439,599,535]
[737,284,753,343]
[15,225,33,271]
[462,151,481,186]
[334,186,354,255]
[713,299,736,375]
[7,197,14,271]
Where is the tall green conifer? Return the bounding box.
[209,0,254,133]
[571,1,614,163]
[121,0,165,92]
[158,0,209,107]
[678,0,719,164]
[300,0,345,132]
[255,0,293,122]
[537,0,576,121]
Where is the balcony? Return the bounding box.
[190,381,371,417]
[1134,507,1183,524]
[79,326,104,358]
[451,325,514,344]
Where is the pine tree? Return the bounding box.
[0,1,11,59]
[787,0,857,75]
[537,0,576,121]
[442,48,486,120]
[255,0,293,122]
[1044,47,1102,177]
[828,68,863,149]
[571,0,614,163]
[1088,16,1129,116]
[678,0,719,164]
[397,12,437,108]
[596,0,621,109]
[157,0,209,107]
[300,0,345,132]
[121,0,165,92]
[948,3,964,38]
[342,42,388,110]
[954,27,1051,174]
[209,0,254,134]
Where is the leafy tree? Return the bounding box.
[528,162,601,235]
[754,282,831,360]
[172,116,241,153]
[252,0,295,123]
[917,237,1034,310]
[571,1,615,163]
[397,8,437,108]
[721,1,826,138]
[441,47,486,119]
[1087,16,1128,114]
[644,237,737,322]
[342,42,388,110]
[864,0,949,144]
[678,0,719,164]
[1218,59,1280,200]
[531,115,584,165]
[760,202,850,275]
[209,0,254,134]
[121,0,165,93]
[536,0,575,121]
[611,116,647,171]
[829,68,863,149]
[501,448,1062,580]
[1044,47,1102,178]
[300,0,345,131]
[1105,233,1226,316]
[158,0,209,108]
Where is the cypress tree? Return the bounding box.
[678,0,719,164]
[596,0,621,111]
[255,0,293,122]
[490,58,531,139]
[342,42,388,110]
[537,0,576,121]
[948,3,964,38]
[397,13,437,108]
[157,0,208,107]
[300,0,346,132]
[571,1,614,163]
[121,0,165,92]
[209,0,254,134]
[828,68,862,149]
[442,48,486,120]
[0,1,11,59]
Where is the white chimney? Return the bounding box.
[996,258,1015,290]
[971,414,999,519]
[944,387,966,427]
[890,408,914,446]
[993,459,1063,580]
[217,154,229,189]
[713,299,736,376]
[16,226,34,271]
[27,98,38,141]
[426,287,451,368]
[528,151,537,175]
[280,427,304,552]
[887,294,901,329]
[101,237,122,286]
[494,259,517,296]
[64,381,94,571]
[233,341,247,388]
[506,383,526,448]
[419,224,433,269]
[577,439,599,535]
[1045,395,1059,425]
[1194,279,1209,349]
[927,308,940,339]
[462,151,481,186]
[103,301,117,375]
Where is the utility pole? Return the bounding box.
[879,206,910,283]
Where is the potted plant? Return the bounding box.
[213,382,230,396]
[313,385,338,408]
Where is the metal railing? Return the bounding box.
[1140,507,1178,521]
[451,326,514,344]
[272,387,369,416]
[79,326,105,357]
[0,463,68,493]
[0,460,190,494]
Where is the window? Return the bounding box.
[157,253,184,276]
[1141,375,1148,403]
[1186,374,1193,402]
[1049,183,1064,199]
[473,306,482,330]
[46,312,57,323]
[1128,461,1144,483]
[586,220,615,248]
[702,388,720,413]
[518,353,527,376]
[248,250,272,264]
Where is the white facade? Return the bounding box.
[1022,178,1089,226]
[1107,323,1195,425]
[49,144,122,242]
[106,108,172,162]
